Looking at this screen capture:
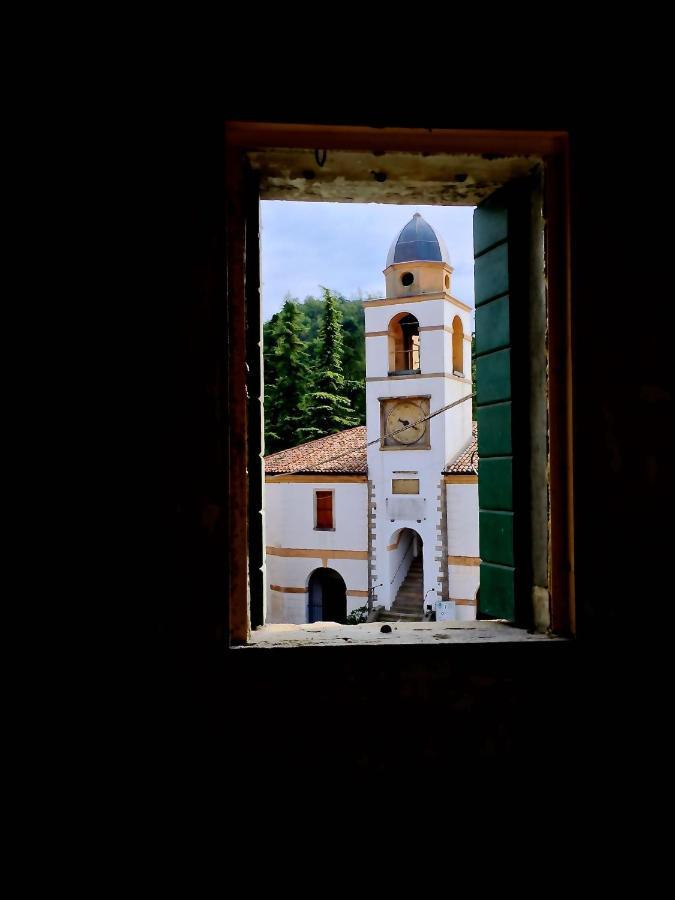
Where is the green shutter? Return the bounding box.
[474,182,532,622]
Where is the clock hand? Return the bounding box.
[398,418,419,429]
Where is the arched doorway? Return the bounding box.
[388,528,425,619]
[308,568,347,624]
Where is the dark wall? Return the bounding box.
[165,104,672,805]
[569,126,672,638]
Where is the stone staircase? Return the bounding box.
[379,557,424,622]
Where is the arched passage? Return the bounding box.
[388,312,420,374]
[307,568,347,624]
[452,315,464,374]
[388,527,424,617]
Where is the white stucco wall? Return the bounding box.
[363,285,475,617]
[446,481,480,620]
[365,376,470,473]
[364,297,448,335]
[446,483,480,557]
[265,482,367,549]
[454,603,478,622]
[365,334,388,378]
[448,565,480,602]
[364,301,473,469]
[265,480,369,624]
[267,590,307,625]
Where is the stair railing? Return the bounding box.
[367,582,383,617]
[390,535,415,588]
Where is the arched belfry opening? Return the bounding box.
[307,568,347,624]
[452,315,464,375]
[388,312,420,375]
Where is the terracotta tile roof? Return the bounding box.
[443,422,478,474]
[265,421,478,477]
[265,426,368,475]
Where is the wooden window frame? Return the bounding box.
[225,122,574,645]
[314,489,335,531]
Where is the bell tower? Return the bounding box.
[363,213,473,612]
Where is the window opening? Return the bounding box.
[452,314,464,375]
[262,202,478,630]
[388,311,420,374]
[315,490,334,530]
[225,124,572,644]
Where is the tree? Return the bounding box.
[339,297,367,424]
[266,289,368,426]
[264,295,310,454]
[298,287,359,442]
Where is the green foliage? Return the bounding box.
[339,302,367,423]
[298,288,359,442]
[264,287,369,451]
[345,605,368,625]
[264,295,311,454]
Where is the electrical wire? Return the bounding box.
[266,392,476,479]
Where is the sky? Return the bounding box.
[260,201,476,322]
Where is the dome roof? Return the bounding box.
[386,212,450,267]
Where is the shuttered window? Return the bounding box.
[473,179,534,622]
[315,491,334,529]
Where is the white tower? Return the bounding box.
[363,213,473,613]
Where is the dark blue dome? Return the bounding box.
[386,213,450,267]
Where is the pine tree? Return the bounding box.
[340,297,367,424]
[264,296,310,454]
[295,291,367,424]
[298,287,359,442]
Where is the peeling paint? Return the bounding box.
[248,149,539,205]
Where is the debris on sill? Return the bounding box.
[238,620,566,649]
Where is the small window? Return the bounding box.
[392,478,420,494]
[452,314,464,375]
[315,490,334,529]
[401,272,414,286]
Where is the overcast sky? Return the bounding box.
[260,201,476,322]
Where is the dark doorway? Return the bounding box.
[308,568,347,624]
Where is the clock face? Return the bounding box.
[386,400,427,445]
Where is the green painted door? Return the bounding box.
[473,180,533,622]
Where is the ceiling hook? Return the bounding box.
[314,149,327,168]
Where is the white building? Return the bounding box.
[264,213,479,624]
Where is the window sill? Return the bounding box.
[239,620,566,649]
[313,527,336,532]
